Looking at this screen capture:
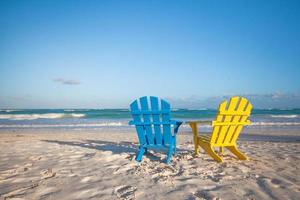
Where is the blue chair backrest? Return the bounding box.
[130,96,173,146]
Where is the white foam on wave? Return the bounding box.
[251,122,300,126]
[0,109,21,113]
[179,122,300,128]
[1,121,300,128]
[270,115,298,118]
[0,113,85,120]
[0,122,123,128]
[178,121,300,128]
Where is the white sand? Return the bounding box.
[0,129,299,200]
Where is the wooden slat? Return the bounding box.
[230,100,253,143]
[150,96,162,145]
[199,135,211,141]
[130,100,146,144]
[210,101,227,144]
[212,120,250,126]
[215,97,239,145]
[131,110,170,115]
[140,96,154,144]
[223,97,248,144]
[161,99,171,145]
[129,121,179,126]
[219,110,250,116]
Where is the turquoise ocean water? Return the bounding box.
[0,109,300,131]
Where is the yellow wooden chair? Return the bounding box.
[189,96,252,162]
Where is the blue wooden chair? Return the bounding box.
[129,96,182,164]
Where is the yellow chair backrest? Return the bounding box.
[210,96,252,146]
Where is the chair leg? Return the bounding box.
[189,122,200,155]
[219,147,224,155]
[173,136,177,155]
[195,140,201,155]
[135,147,146,162]
[227,146,248,160]
[201,143,223,162]
[166,145,173,164]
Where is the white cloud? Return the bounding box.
[53,78,81,85]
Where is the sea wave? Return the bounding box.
[179,122,300,127]
[1,121,300,128]
[0,109,22,113]
[0,122,123,128]
[251,122,300,126]
[0,113,85,120]
[270,115,298,118]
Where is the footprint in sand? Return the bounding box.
[114,185,137,200]
[270,178,282,186]
[29,156,42,162]
[193,190,218,200]
[40,169,56,180]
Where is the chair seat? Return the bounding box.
[198,135,211,142]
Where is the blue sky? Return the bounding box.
[0,0,300,108]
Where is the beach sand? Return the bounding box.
[0,128,299,200]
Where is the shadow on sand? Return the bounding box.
[43,139,138,154]
[239,134,300,143]
[42,139,187,162]
[183,131,300,143]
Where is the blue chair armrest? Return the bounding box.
[171,120,183,134]
[128,120,134,125]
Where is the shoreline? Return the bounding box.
[1,127,300,141]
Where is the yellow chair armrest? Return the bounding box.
[186,120,211,125]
